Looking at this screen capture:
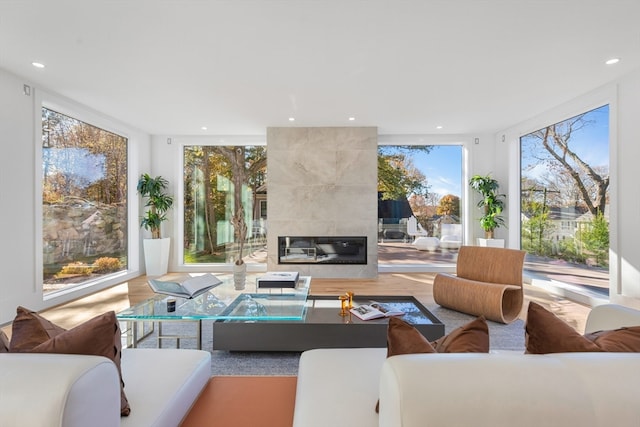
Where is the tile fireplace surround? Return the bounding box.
[266,127,378,278]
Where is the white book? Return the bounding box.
[350,302,404,321]
[257,271,300,288]
[148,273,222,299]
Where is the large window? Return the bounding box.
[183,145,267,265]
[520,105,609,293]
[378,145,463,265]
[42,108,128,293]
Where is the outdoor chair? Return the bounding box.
[433,245,526,324]
[406,216,428,240]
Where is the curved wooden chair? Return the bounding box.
[433,245,526,324]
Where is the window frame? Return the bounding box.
[503,85,617,298]
[175,136,267,272]
[36,90,140,303]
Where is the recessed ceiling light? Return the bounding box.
[288,117,295,122]
[436,125,443,129]
[348,117,355,121]
[201,126,207,130]
[32,62,45,68]
[605,58,620,65]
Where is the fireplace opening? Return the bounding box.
[278,236,367,265]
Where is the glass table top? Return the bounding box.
[116,274,311,321]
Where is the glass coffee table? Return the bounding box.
[116,274,311,349]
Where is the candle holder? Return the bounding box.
[339,295,349,316]
[347,291,354,309]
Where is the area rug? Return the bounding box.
[134,305,526,375]
[180,376,297,427]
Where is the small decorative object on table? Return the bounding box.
[339,295,349,316]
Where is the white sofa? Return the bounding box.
[0,348,211,427]
[293,304,640,427]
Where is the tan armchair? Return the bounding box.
[433,245,526,324]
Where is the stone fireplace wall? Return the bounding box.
[266,127,378,278]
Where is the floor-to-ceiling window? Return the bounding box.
[377,144,463,266]
[520,105,609,296]
[41,107,128,293]
[183,145,267,265]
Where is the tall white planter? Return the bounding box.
[143,237,171,276]
[477,238,505,248]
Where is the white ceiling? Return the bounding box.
[1,1,639,136]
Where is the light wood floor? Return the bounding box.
[2,272,591,338]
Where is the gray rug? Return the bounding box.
[135,305,525,376]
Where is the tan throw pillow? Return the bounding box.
[377,316,490,412]
[525,301,640,354]
[9,306,67,352]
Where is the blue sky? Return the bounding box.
[521,104,609,181]
[403,104,608,202]
[413,145,463,199]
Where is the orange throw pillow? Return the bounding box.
[525,301,640,353]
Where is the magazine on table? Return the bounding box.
[148,273,222,299]
[350,301,405,321]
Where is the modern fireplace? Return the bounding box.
[278,236,367,264]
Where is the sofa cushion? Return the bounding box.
[9,306,66,352]
[120,348,212,427]
[526,301,640,353]
[378,316,489,411]
[10,308,131,416]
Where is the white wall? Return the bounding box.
[3,63,640,324]
[0,68,151,325]
[499,67,640,309]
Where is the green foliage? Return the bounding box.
[137,174,174,239]
[557,238,587,264]
[57,262,92,276]
[377,148,429,201]
[92,257,122,273]
[469,174,505,237]
[580,213,609,266]
[521,208,555,256]
[436,194,460,217]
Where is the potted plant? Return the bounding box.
[230,206,248,289]
[137,174,174,276]
[469,174,505,246]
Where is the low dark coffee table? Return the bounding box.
[212,295,444,351]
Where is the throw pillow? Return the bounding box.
[10,308,131,416]
[9,306,67,352]
[525,301,640,353]
[431,316,490,353]
[0,329,10,353]
[386,316,490,357]
[377,316,490,412]
[385,316,436,357]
